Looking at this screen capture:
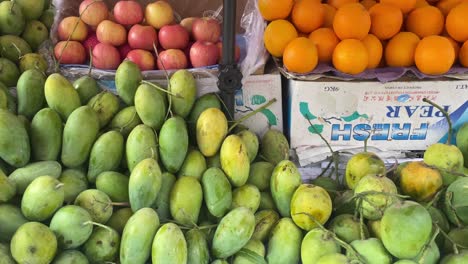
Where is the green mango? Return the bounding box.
[0,1,25,35]
[259,191,276,211]
[152,223,187,264]
[456,123,468,168]
[247,161,274,191]
[188,93,221,142]
[62,106,100,168]
[0,168,15,202]
[441,251,468,264]
[178,149,207,180]
[0,243,15,264]
[17,115,30,134]
[74,189,113,224]
[115,60,142,105]
[126,124,158,172]
[232,239,265,264]
[9,161,61,194]
[0,83,16,114]
[120,208,159,264]
[52,250,89,264]
[107,208,133,235]
[424,143,464,186]
[260,129,289,165]
[0,204,28,242]
[30,108,63,161]
[270,160,301,217]
[301,229,340,264]
[21,20,48,51]
[15,0,44,20]
[311,177,340,200]
[0,87,6,110]
[186,229,210,264]
[316,253,351,264]
[88,131,124,183]
[21,175,64,221]
[59,169,88,204]
[19,53,48,74]
[154,172,176,221]
[444,227,468,254]
[159,116,189,173]
[328,214,369,244]
[49,205,93,249]
[444,176,468,226]
[170,176,203,226]
[82,226,120,263]
[135,83,167,131]
[17,69,46,118]
[207,153,221,168]
[169,69,196,118]
[414,241,439,264]
[202,167,232,218]
[40,8,54,30]
[252,209,280,242]
[232,184,261,213]
[110,106,142,137]
[96,171,129,203]
[0,110,29,167]
[212,207,256,259]
[10,222,57,264]
[220,135,250,187]
[346,152,387,190]
[238,130,259,162]
[348,238,392,264]
[367,220,382,240]
[45,73,81,120]
[0,58,19,87]
[266,218,303,264]
[355,174,398,220]
[73,76,101,105]
[129,158,162,212]
[87,91,120,128]
[197,108,228,157]
[212,260,229,264]
[0,35,31,63]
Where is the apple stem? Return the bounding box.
[228,98,277,133]
[423,98,452,144]
[152,42,174,119]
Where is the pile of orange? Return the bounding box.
[260,0,468,75]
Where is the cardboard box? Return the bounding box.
[288,78,468,166]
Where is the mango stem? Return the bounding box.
[417,226,439,264]
[228,98,277,133]
[152,42,174,119]
[55,183,64,189]
[423,98,452,144]
[140,80,181,98]
[83,221,114,233]
[88,48,93,76]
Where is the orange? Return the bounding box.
[309,28,340,63]
[437,0,468,16]
[333,3,371,40]
[385,32,420,67]
[446,36,461,58]
[414,35,455,75]
[258,0,294,21]
[283,37,319,73]
[369,3,403,40]
[263,20,298,57]
[459,41,468,67]
[446,3,468,42]
[380,0,417,13]
[406,6,445,38]
[322,4,337,28]
[333,39,369,74]
[362,34,383,68]
[328,0,359,9]
[361,0,377,9]
[292,0,325,33]
[415,0,430,8]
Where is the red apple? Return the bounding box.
[217,42,241,63]
[58,16,88,41]
[54,41,86,64]
[79,0,109,27]
[158,24,189,50]
[157,49,188,70]
[118,44,132,60]
[126,49,155,71]
[184,42,194,67]
[96,20,127,46]
[92,43,121,70]
[128,24,158,51]
[113,1,143,26]
[145,1,174,29]
[190,41,219,68]
[180,17,197,37]
[192,18,221,43]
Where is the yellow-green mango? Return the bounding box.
[178,149,207,180]
[16,69,45,119]
[233,239,266,264]
[197,108,228,157]
[159,116,188,173]
[270,160,301,217]
[21,20,49,51]
[107,208,133,235]
[126,124,158,172]
[188,93,221,142]
[260,129,290,165]
[212,207,256,259]
[456,123,468,168]
[0,35,31,63]
[30,108,63,161]
[0,204,28,242]
[129,158,162,212]
[259,192,277,211]
[59,169,88,203]
[169,69,196,118]
[152,223,187,264]
[44,73,81,120]
[15,0,45,20]
[345,152,386,189]
[74,189,113,224]
[220,135,250,187]
[238,130,259,163]
[88,91,120,128]
[266,218,303,264]
[170,176,203,226]
[10,222,57,264]
[52,250,89,264]
[73,75,101,105]
[0,58,19,87]
[247,161,274,191]
[232,184,261,213]
[291,184,332,231]
[110,106,142,137]
[207,153,221,168]
[82,226,120,263]
[19,53,48,74]
[135,83,167,131]
[21,175,64,221]
[252,209,280,242]
[202,167,232,218]
[301,228,340,264]
[115,60,142,105]
[0,87,6,109]
[120,208,159,264]
[0,243,14,264]
[87,131,124,183]
[9,160,61,194]
[61,106,100,168]
[0,109,30,167]
[153,172,176,221]
[0,83,16,114]
[212,260,229,264]
[49,205,93,250]
[186,229,210,264]
[96,171,129,203]
[316,253,351,264]
[0,168,15,202]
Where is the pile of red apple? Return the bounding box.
[54,0,240,71]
